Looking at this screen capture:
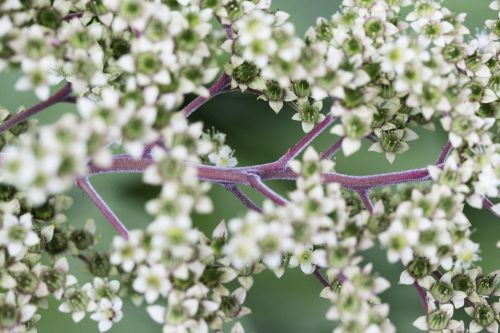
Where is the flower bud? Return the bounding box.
[0,304,18,328]
[32,201,55,221]
[430,281,453,303]
[233,62,259,84]
[46,228,68,254]
[407,256,431,279]
[70,230,94,251]
[427,309,450,331]
[473,304,496,327]
[66,290,90,312]
[0,183,16,202]
[451,274,474,295]
[293,80,311,98]
[15,271,38,294]
[221,295,241,317]
[42,268,65,292]
[475,274,499,296]
[87,253,111,277]
[36,7,61,30]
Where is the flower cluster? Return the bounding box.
[0,0,499,332]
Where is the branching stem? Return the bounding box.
[0,83,72,134]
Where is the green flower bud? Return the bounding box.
[344,116,368,139]
[119,0,142,19]
[344,38,363,56]
[443,44,464,62]
[201,267,223,288]
[42,268,65,291]
[137,52,161,75]
[467,82,484,102]
[66,290,89,312]
[0,304,18,328]
[451,274,474,295]
[166,304,187,324]
[264,81,286,101]
[451,116,473,136]
[407,256,431,279]
[344,88,364,108]
[315,20,333,41]
[15,271,38,294]
[473,304,496,327]
[328,246,350,268]
[70,230,94,251]
[122,118,145,140]
[176,29,199,51]
[293,80,311,98]
[32,201,55,221]
[233,62,259,84]
[431,281,454,303]
[86,0,107,15]
[145,20,167,42]
[364,18,384,38]
[427,309,450,330]
[379,130,405,153]
[221,295,241,317]
[340,293,362,312]
[153,106,173,130]
[46,228,68,254]
[475,274,499,296]
[0,183,16,202]
[110,38,130,60]
[201,0,220,9]
[36,7,61,30]
[225,0,243,21]
[87,253,111,277]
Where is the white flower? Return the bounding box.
[132,264,171,303]
[289,246,326,274]
[0,213,39,257]
[90,298,123,332]
[208,145,238,167]
[110,231,147,272]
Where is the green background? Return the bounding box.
[0,1,499,332]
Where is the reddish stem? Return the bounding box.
[435,141,452,165]
[75,176,129,239]
[320,137,344,160]
[224,184,262,212]
[482,197,500,218]
[182,74,232,117]
[0,83,72,134]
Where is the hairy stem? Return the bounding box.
[75,176,129,239]
[265,115,335,170]
[0,83,72,134]
[182,74,232,117]
[413,281,429,313]
[313,268,331,288]
[224,184,262,212]
[320,137,344,160]
[247,174,288,206]
[435,141,452,165]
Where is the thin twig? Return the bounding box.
[313,268,331,288]
[357,190,374,213]
[224,184,262,212]
[75,176,129,239]
[182,74,232,117]
[320,137,344,160]
[435,141,453,165]
[413,281,429,313]
[266,115,335,170]
[0,83,72,134]
[247,174,288,206]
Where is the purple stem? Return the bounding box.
[313,268,331,288]
[482,197,500,218]
[224,184,262,212]
[320,137,344,160]
[88,154,439,192]
[357,190,374,213]
[182,74,232,117]
[263,115,335,170]
[75,176,129,239]
[435,141,453,165]
[0,83,72,134]
[247,174,288,206]
[413,281,429,313]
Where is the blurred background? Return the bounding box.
[0,0,499,332]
